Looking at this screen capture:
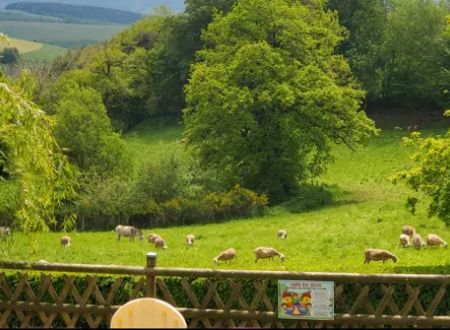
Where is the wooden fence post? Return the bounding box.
[145,252,157,298]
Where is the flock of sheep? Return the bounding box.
[364,225,448,264]
[114,225,288,264]
[2,223,447,267]
[58,225,286,264]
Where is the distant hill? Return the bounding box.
[5,2,143,24]
[0,0,185,13]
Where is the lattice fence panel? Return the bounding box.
[153,278,450,329]
[0,269,449,328]
[0,272,147,328]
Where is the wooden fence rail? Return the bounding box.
[0,253,449,328]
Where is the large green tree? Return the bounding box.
[184,0,378,203]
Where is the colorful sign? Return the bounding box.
[278,280,334,320]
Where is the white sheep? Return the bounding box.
[277,229,287,240]
[394,126,403,131]
[154,237,168,249]
[186,234,195,247]
[254,247,285,262]
[426,234,448,248]
[412,233,427,250]
[213,248,237,264]
[399,234,411,248]
[364,249,397,264]
[60,235,71,247]
[402,225,416,236]
[0,226,10,241]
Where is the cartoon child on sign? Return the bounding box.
[299,291,312,316]
[281,291,294,315]
[281,290,312,316]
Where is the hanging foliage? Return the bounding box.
[0,78,78,231]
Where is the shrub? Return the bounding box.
[0,47,19,64]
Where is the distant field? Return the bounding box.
[0,36,67,60]
[1,122,449,274]
[22,43,67,61]
[0,21,126,47]
[2,37,42,53]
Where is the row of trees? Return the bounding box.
[328,0,450,109]
[34,0,450,132]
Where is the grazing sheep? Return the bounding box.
[277,229,288,240]
[213,248,237,264]
[115,225,144,242]
[402,225,416,236]
[426,234,448,248]
[186,234,195,247]
[60,235,71,247]
[364,249,397,264]
[399,234,411,248]
[394,126,403,131]
[254,247,285,262]
[412,233,427,250]
[0,226,10,241]
[154,237,168,249]
[148,233,162,243]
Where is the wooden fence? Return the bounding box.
[0,253,449,328]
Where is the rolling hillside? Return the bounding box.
[6,2,144,24]
[1,36,41,52]
[0,21,125,47]
[0,0,185,13]
[0,8,61,21]
[0,36,66,60]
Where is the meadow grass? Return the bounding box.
[0,21,126,48]
[1,120,449,274]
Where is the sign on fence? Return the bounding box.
[278,280,334,320]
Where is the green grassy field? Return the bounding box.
[21,43,67,61]
[0,21,126,48]
[0,36,67,61]
[1,120,449,274]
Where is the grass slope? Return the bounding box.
[21,43,67,61]
[1,121,449,274]
[0,21,126,47]
[1,36,42,53]
[0,36,67,60]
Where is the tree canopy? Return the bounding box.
[184,0,378,202]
